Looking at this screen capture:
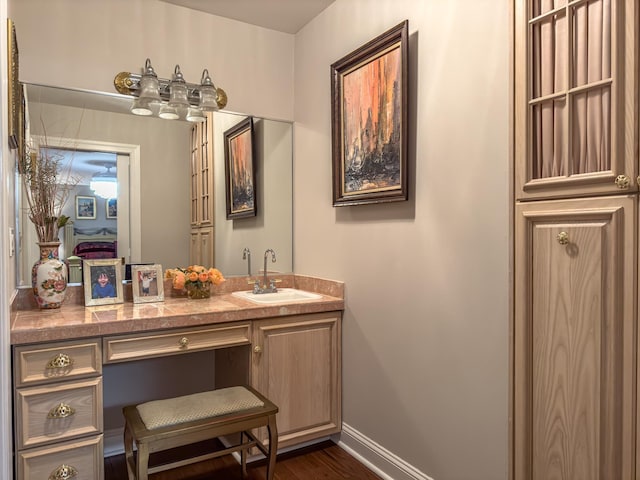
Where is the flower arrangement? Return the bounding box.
[165,265,225,299]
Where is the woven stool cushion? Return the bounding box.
[136,386,265,430]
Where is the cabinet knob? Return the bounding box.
[615,174,631,189]
[253,345,263,354]
[46,353,73,369]
[48,464,78,480]
[179,337,189,348]
[47,403,76,419]
[557,232,569,245]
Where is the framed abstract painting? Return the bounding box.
[331,20,409,206]
[224,116,256,219]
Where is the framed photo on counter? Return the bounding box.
[132,264,164,304]
[83,258,123,306]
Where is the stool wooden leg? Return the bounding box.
[265,415,278,480]
[123,422,135,480]
[136,442,150,480]
[241,431,247,478]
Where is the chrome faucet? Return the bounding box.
[242,248,251,278]
[254,249,277,294]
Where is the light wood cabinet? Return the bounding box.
[514,195,636,479]
[513,1,639,478]
[13,339,103,480]
[190,112,215,265]
[12,311,342,478]
[514,0,638,200]
[251,312,342,448]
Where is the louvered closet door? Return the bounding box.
[514,0,638,200]
[514,195,636,480]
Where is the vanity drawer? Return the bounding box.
[103,323,251,363]
[15,377,103,450]
[16,434,103,480]
[14,339,102,387]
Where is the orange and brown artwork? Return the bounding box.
[341,44,402,195]
[229,128,254,214]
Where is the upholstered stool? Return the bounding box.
[122,385,278,480]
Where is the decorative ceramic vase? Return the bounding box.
[32,242,67,309]
[186,282,211,299]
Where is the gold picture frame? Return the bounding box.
[7,18,24,161]
[132,264,164,304]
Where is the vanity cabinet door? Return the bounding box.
[251,312,342,448]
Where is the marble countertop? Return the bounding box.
[11,274,344,345]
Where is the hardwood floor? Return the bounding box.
[105,439,383,480]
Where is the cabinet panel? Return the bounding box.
[252,313,341,448]
[14,339,101,388]
[514,0,638,200]
[190,226,214,267]
[17,435,103,480]
[15,377,103,450]
[514,195,636,480]
[190,113,214,227]
[103,323,251,363]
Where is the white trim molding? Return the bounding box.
[334,423,434,480]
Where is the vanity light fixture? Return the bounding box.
[90,166,118,199]
[114,58,227,123]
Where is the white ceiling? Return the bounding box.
[159,0,335,34]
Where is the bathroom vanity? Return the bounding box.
[10,275,343,480]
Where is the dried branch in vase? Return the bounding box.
[21,142,80,244]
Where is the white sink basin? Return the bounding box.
[231,288,322,304]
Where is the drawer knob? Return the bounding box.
[46,353,74,369]
[49,464,78,479]
[179,337,189,348]
[557,231,569,245]
[254,345,262,354]
[47,403,76,419]
[615,174,631,189]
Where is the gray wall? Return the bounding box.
[293,1,510,479]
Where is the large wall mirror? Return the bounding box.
[16,83,293,287]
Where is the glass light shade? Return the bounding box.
[168,81,189,108]
[198,69,219,111]
[159,104,179,120]
[139,74,161,103]
[198,85,219,111]
[90,178,118,199]
[186,106,206,123]
[131,97,153,116]
[138,59,161,103]
[167,65,190,109]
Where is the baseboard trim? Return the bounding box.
[333,423,434,480]
[104,427,124,457]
